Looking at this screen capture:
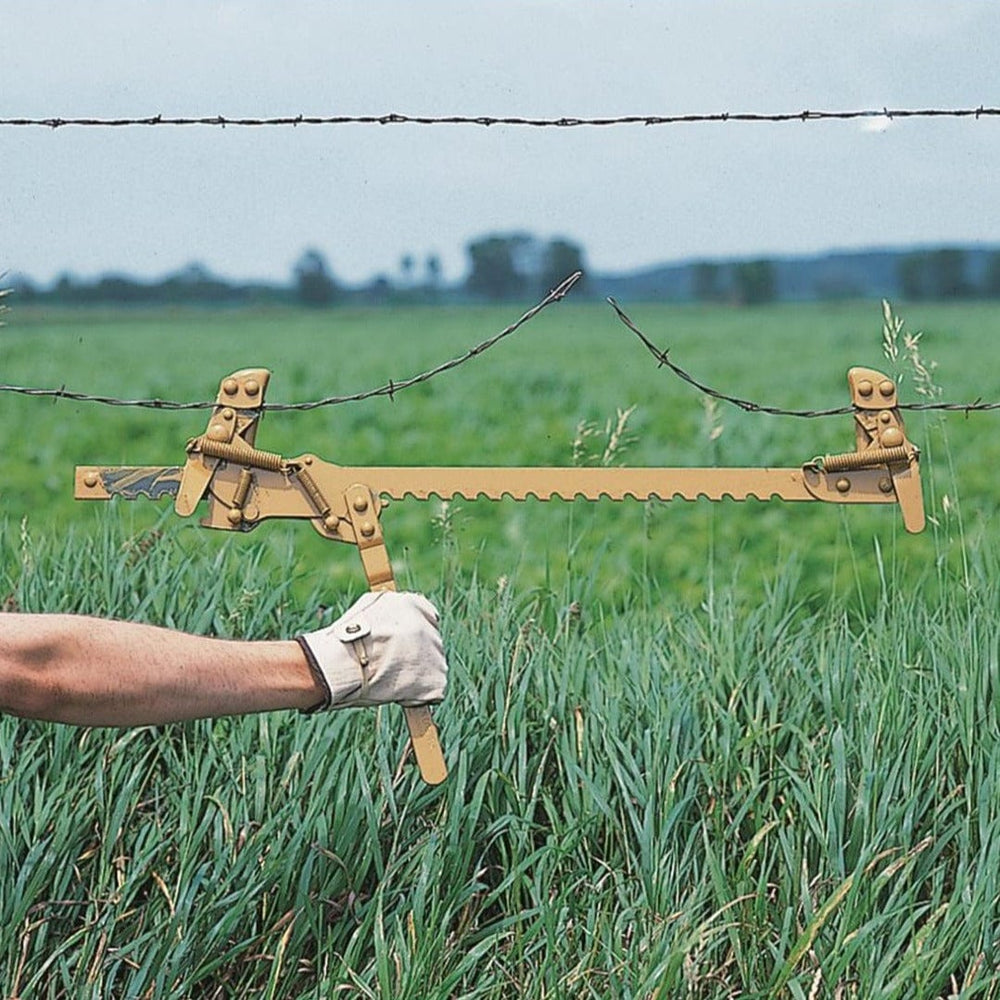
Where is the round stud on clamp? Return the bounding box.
[836,478,851,493]
[880,427,904,448]
[352,496,369,513]
[323,515,339,533]
[879,410,892,424]
[857,379,874,397]
[221,408,235,421]
[879,478,893,494]
[879,379,895,397]
[83,472,98,489]
[222,378,239,396]
[360,521,375,538]
[226,508,243,525]
[244,379,260,397]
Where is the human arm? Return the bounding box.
[0,592,446,726]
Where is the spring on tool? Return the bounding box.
[822,445,910,472]
[197,436,285,472]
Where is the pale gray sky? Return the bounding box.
[2,1,998,285]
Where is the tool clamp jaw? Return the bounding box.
[799,367,924,533]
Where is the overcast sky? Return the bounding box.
[2,1,998,286]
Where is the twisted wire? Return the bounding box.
[2,107,998,129]
[607,298,1000,417]
[0,272,580,411]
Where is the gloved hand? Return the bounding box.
[296,591,447,711]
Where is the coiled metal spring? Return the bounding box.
[822,445,910,472]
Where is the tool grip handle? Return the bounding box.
[346,483,447,784]
[372,577,448,785]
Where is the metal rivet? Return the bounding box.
[879,411,892,423]
[360,522,375,538]
[244,379,260,397]
[346,623,362,634]
[227,508,243,525]
[323,515,339,532]
[353,496,369,512]
[879,478,893,494]
[879,379,895,397]
[221,407,235,421]
[207,423,227,441]
[836,478,851,493]
[84,472,98,488]
[881,427,904,447]
[222,378,239,395]
[857,379,874,397]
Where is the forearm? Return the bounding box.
[0,613,324,726]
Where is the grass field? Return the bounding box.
[3,298,1000,996]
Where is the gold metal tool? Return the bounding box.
[75,364,926,783]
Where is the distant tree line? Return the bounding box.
[691,260,777,306]
[10,239,1000,309]
[896,248,1000,300]
[8,233,587,309]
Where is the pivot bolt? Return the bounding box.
[857,379,874,397]
[222,378,239,396]
[881,427,904,447]
[244,379,260,397]
[84,472,98,488]
[353,496,369,513]
[836,478,851,493]
[360,522,375,538]
[879,478,893,494]
[879,379,895,397]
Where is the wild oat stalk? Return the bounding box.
[571,405,637,467]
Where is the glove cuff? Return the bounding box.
[295,636,332,713]
[297,594,380,712]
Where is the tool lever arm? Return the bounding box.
[343,484,448,786]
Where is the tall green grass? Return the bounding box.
[2,300,1000,995]
[2,510,1000,997]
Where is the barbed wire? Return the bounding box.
[0,272,580,411]
[2,106,998,130]
[607,298,1000,417]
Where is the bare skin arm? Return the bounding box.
[0,613,325,726]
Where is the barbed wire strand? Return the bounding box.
[2,107,998,130]
[0,272,581,412]
[607,297,1000,417]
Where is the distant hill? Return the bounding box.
[591,245,1000,303]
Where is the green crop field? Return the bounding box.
[3,297,999,605]
[3,299,1000,997]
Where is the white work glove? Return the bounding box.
[296,591,447,711]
